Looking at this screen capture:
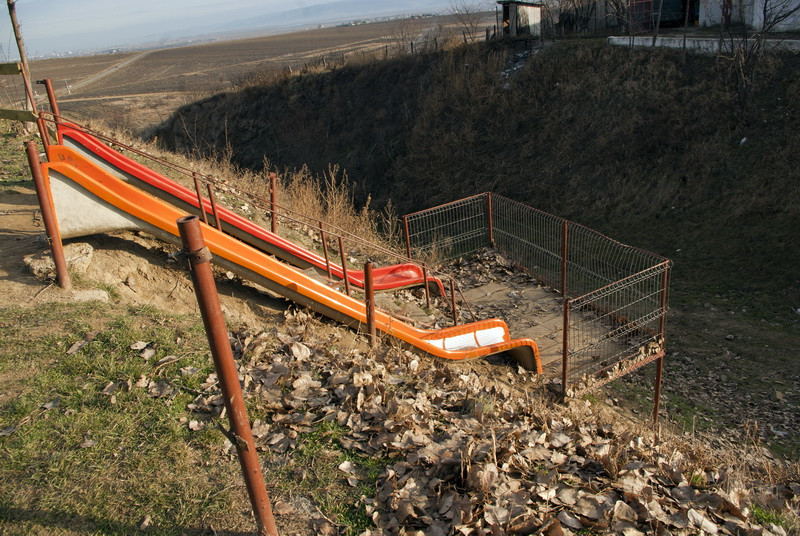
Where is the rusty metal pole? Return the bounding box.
[337,236,350,296]
[26,140,71,290]
[176,216,278,536]
[192,173,208,225]
[422,264,431,309]
[403,215,412,260]
[269,172,278,234]
[653,265,670,427]
[561,220,569,298]
[319,221,332,279]
[364,262,377,346]
[39,78,61,124]
[206,184,222,231]
[487,193,495,247]
[36,112,50,155]
[562,299,570,400]
[450,278,458,326]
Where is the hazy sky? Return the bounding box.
[0,0,359,57]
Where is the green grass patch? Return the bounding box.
[0,303,251,535]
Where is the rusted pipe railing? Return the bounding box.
[269,172,277,234]
[192,173,208,225]
[338,236,350,296]
[562,299,570,399]
[364,262,376,346]
[561,220,569,297]
[26,140,71,290]
[487,192,495,247]
[450,279,458,326]
[36,112,50,154]
[206,184,222,231]
[37,79,62,144]
[653,265,670,426]
[403,215,412,260]
[319,221,332,279]
[177,215,278,536]
[422,264,431,309]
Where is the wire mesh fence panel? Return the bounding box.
[564,261,670,395]
[492,195,564,290]
[406,193,489,260]
[403,192,671,398]
[565,222,666,300]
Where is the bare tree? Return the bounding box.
[449,0,492,41]
[716,0,800,102]
[392,15,423,52]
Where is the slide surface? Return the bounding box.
[44,145,542,371]
[57,124,445,296]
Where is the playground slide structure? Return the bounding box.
[56,123,446,297]
[43,144,542,371]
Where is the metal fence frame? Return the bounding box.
[405,192,671,407]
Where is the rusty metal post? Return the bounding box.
[450,278,458,326]
[653,265,670,427]
[26,140,71,290]
[561,220,569,297]
[422,264,431,309]
[269,172,277,234]
[487,193,495,247]
[192,173,208,225]
[37,78,62,144]
[206,184,222,231]
[562,299,570,399]
[176,216,278,536]
[338,236,350,296]
[319,221,332,279]
[403,215,412,260]
[39,78,61,124]
[36,113,50,155]
[364,261,376,347]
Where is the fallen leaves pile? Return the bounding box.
[174,307,798,535]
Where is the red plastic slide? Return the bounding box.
[57,123,445,296]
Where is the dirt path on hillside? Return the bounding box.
[68,51,152,92]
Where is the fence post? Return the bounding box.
[338,236,350,296]
[487,192,495,247]
[562,299,570,399]
[403,215,412,260]
[26,140,71,290]
[653,264,670,427]
[37,112,50,154]
[450,279,458,326]
[364,262,376,347]
[206,184,223,231]
[319,221,332,279]
[269,172,278,234]
[176,215,278,536]
[561,220,569,297]
[38,78,62,144]
[422,264,431,309]
[192,173,208,225]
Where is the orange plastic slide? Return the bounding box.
[41,146,542,371]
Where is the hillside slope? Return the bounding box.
[153,41,800,450]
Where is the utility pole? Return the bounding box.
[7,0,38,124]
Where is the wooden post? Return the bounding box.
[7,0,37,122]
